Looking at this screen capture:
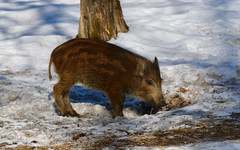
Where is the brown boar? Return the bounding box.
[49,38,165,117]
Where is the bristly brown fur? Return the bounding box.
[49,38,165,117]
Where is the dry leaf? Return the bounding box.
[180,87,188,93]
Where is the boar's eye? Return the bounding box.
[146,79,153,86]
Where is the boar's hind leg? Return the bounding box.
[105,86,125,118]
[53,80,79,117]
[62,89,79,117]
[53,82,67,116]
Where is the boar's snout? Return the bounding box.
[149,91,166,108]
[155,94,166,108]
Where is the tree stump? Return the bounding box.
[77,0,129,41]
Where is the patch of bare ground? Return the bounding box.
[2,120,240,149]
[83,120,240,148]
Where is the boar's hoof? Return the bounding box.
[112,111,124,119]
[66,109,80,117]
[68,112,80,118]
[59,110,80,118]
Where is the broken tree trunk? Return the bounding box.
[77,0,129,41]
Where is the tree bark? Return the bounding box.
[77,0,129,41]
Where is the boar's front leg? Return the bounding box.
[105,84,125,118]
[53,80,79,117]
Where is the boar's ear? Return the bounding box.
[136,59,146,77]
[153,57,158,67]
[153,57,160,72]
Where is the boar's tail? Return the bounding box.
[48,56,53,80]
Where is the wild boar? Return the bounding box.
[48,38,165,117]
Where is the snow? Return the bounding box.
[0,0,240,149]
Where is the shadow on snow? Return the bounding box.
[69,85,159,116]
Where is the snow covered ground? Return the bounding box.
[0,0,240,149]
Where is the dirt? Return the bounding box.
[2,118,240,150]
